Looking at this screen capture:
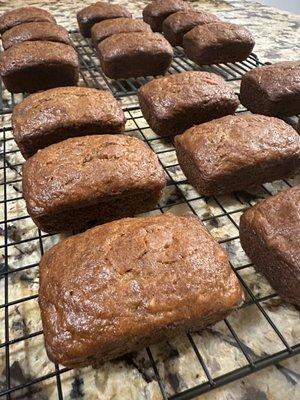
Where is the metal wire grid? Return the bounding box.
[0,32,299,400]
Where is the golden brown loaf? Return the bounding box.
[39,212,244,367]
[12,87,125,158]
[22,135,166,233]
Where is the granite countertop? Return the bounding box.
[0,1,299,400]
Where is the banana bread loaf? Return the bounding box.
[183,22,255,65]
[98,31,173,79]
[77,2,132,37]
[143,0,191,32]
[138,71,239,137]
[2,22,70,50]
[240,185,300,306]
[0,41,79,93]
[240,61,300,117]
[0,6,56,34]
[91,17,151,47]
[175,114,300,196]
[163,10,220,47]
[39,212,244,367]
[12,87,125,158]
[22,135,166,233]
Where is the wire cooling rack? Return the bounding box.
[0,31,299,400]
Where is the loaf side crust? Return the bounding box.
[240,186,300,305]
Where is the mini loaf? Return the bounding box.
[22,135,166,233]
[1,22,70,50]
[91,18,152,47]
[138,71,239,137]
[0,41,79,93]
[175,114,300,196]
[143,0,191,32]
[0,7,56,34]
[98,32,173,79]
[77,2,132,37]
[183,22,255,65]
[240,61,300,117]
[39,212,244,367]
[12,87,125,158]
[163,10,220,47]
[240,186,300,306]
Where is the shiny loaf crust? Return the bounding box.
[12,87,126,158]
[39,212,244,367]
[22,135,166,233]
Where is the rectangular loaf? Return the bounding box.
[138,71,239,137]
[183,22,255,65]
[0,41,79,93]
[0,6,56,34]
[22,135,166,233]
[175,114,300,195]
[240,61,300,117]
[142,0,191,32]
[162,10,220,47]
[1,21,70,50]
[240,185,300,306]
[91,18,151,47]
[77,2,132,37]
[98,32,173,79]
[39,212,244,367]
[12,87,125,158]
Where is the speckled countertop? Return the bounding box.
[0,1,299,400]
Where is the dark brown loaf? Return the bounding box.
[1,22,70,50]
[143,0,191,32]
[138,71,239,137]
[91,18,152,47]
[175,114,300,196]
[0,7,56,34]
[240,61,300,117]
[98,32,173,79]
[77,2,132,37]
[12,87,125,158]
[22,135,166,233]
[163,10,220,47]
[240,186,300,306]
[183,22,255,65]
[39,212,244,367]
[0,41,79,93]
